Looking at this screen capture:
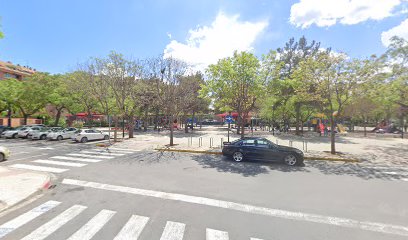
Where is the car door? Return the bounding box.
[260,141,282,161]
[240,139,258,160]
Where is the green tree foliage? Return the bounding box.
[203,51,264,138]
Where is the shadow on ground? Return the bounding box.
[190,154,308,177]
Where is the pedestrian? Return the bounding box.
[324,125,328,136]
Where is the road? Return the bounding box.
[0,137,407,239]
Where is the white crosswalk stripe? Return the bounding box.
[20,205,87,240]
[80,150,125,156]
[160,221,185,240]
[206,228,229,240]
[32,160,87,167]
[67,153,115,159]
[9,164,68,173]
[67,209,116,240]
[50,156,102,163]
[113,215,149,240]
[0,201,61,238]
[0,201,268,240]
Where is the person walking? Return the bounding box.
[324,125,328,136]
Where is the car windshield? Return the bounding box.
[39,128,49,132]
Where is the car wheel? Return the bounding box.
[0,153,4,162]
[104,135,109,140]
[12,133,18,139]
[57,135,63,141]
[40,134,47,140]
[80,137,88,143]
[284,154,298,166]
[232,151,244,162]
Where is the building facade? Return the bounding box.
[0,60,36,80]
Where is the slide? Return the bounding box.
[337,124,347,134]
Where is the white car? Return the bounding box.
[26,126,46,139]
[0,146,10,161]
[18,127,39,138]
[31,128,51,140]
[1,126,26,139]
[72,129,110,143]
[47,127,78,141]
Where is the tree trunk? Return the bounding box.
[128,116,134,138]
[143,108,148,132]
[184,116,189,133]
[330,115,336,154]
[295,103,301,135]
[23,114,29,125]
[114,117,118,142]
[170,115,174,146]
[54,107,63,126]
[363,117,367,137]
[240,115,245,139]
[7,104,12,127]
[191,111,195,130]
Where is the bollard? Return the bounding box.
[199,137,202,147]
[221,138,223,148]
[276,139,279,145]
[305,141,308,152]
[210,138,213,148]
[302,141,305,150]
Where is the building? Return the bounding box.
[0,60,36,80]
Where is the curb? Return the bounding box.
[154,148,360,163]
[0,172,53,214]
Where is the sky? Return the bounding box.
[0,0,407,73]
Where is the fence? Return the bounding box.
[187,137,308,152]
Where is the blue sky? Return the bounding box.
[0,0,407,73]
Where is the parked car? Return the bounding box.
[26,126,46,139]
[31,128,51,140]
[0,126,13,134]
[72,129,110,143]
[0,146,10,161]
[222,137,304,166]
[18,126,42,138]
[47,127,78,141]
[1,126,26,139]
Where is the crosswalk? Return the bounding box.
[0,201,265,239]
[8,148,139,174]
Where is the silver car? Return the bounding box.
[47,127,78,141]
[26,126,46,139]
[1,126,26,139]
[31,128,51,140]
[72,129,110,143]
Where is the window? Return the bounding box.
[4,73,17,79]
[243,139,255,146]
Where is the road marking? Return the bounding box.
[250,238,264,240]
[113,215,149,240]
[206,228,229,240]
[9,164,68,173]
[80,151,124,156]
[0,201,60,238]
[50,156,101,163]
[11,154,48,162]
[62,178,408,237]
[20,205,87,240]
[67,209,115,240]
[108,147,141,152]
[32,160,87,167]
[38,147,54,150]
[67,153,114,159]
[160,221,185,240]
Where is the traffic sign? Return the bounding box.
[225,115,233,123]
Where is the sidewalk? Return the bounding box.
[111,126,408,165]
[0,167,51,213]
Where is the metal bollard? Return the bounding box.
[305,141,308,152]
[210,138,213,148]
[221,138,223,148]
[302,141,305,150]
[199,137,202,147]
[276,139,279,145]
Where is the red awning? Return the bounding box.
[216,112,240,118]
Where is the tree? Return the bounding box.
[204,51,264,138]
[298,52,362,154]
[147,56,188,146]
[274,36,323,135]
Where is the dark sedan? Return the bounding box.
[222,137,304,166]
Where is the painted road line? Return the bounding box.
[80,151,124,156]
[38,147,54,150]
[250,238,264,240]
[50,156,101,163]
[32,160,87,167]
[11,154,48,162]
[0,201,61,238]
[108,147,141,152]
[160,221,185,240]
[67,153,114,159]
[67,209,116,240]
[206,228,229,240]
[9,164,68,173]
[113,215,149,240]
[20,205,87,240]
[62,178,408,237]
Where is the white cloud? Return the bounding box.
[290,0,405,28]
[163,12,268,72]
[381,18,408,46]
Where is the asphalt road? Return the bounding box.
[0,138,407,239]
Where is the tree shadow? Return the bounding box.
[305,160,408,181]
[362,144,408,165]
[190,154,309,177]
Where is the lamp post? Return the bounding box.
[7,104,12,127]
